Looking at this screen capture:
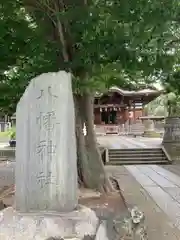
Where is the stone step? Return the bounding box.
[109,150,163,154]
[109,148,161,152]
[109,156,166,161]
[109,156,167,161]
[0,149,15,158]
[108,147,169,165]
[0,149,15,162]
[109,152,164,157]
[107,160,168,165]
[0,157,8,161]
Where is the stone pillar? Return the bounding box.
[144,119,155,131]
[15,71,78,213]
[143,119,155,136]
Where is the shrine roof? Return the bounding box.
[95,86,163,97]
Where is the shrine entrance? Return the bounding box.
[101,109,117,124]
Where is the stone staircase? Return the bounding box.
[107,148,169,165]
[0,149,15,162]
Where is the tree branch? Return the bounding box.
[166,38,180,46]
[54,1,69,62]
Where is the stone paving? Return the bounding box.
[98,135,162,149]
[106,165,180,239]
[126,165,180,228]
[163,164,180,176]
[0,143,9,149]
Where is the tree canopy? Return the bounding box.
[0,0,180,113]
[147,92,180,117]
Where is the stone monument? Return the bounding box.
[15,71,77,212]
[0,71,104,239]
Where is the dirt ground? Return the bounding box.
[0,186,129,239]
[0,186,128,215]
[0,185,14,209]
[79,188,128,217]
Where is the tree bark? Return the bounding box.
[74,93,113,193]
[74,94,89,187]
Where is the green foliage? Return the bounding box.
[8,127,16,140]
[146,95,168,116]
[147,92,180,117]
[163,68,180,94]
[0,0,180,112]
[166,93,180,116]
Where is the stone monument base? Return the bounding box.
[0,205,108,240]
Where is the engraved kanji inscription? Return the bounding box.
[36,140,56,155]
[36,111,56,131]
[36,171,55,188]
[47,140,56,154]
[43,111,56,130]
[36,140,46,154]
[48,86,58,98]
[37,87,58,100]
[37,90,44,99]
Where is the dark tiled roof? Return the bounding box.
[95,86,163,97]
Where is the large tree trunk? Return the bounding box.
[74,95,89,187]
[74,93,113,193]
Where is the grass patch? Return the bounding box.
[0,127,16,139]
[0,131,10,137]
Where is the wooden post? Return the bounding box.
[142,98,146,116]
[128,100,131,133]
[99,107,102,124]
[105,148,109,163]
[142,102,144,116]
[133,100,136,123]
[143,99,148,116]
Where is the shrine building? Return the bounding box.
[94,86,162,126]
